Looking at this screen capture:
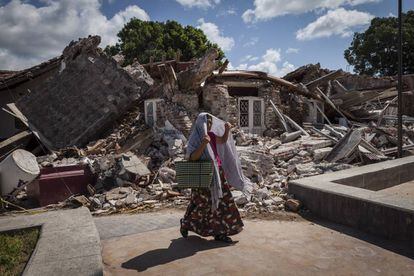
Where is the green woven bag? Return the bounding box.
[175,160,214,189]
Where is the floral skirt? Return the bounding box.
[180,174,244,237]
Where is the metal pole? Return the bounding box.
[397,0,403,158]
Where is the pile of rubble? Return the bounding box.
[27,126,354,216]
[1,36,414,218]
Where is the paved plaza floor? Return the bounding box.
[99,210,414,276]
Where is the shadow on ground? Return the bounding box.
[121,236,235,272]
[301,213,414,260]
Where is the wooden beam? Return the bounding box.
[216,71,313,98]
[382,143,414,155]
[360,139,385,157]
[269,99,290,132]
[316,87,353,124]
[0,131,33,160]
[331,80,348,94]
[5,103,28,127]
[311,127,338,142]
[283,114,310,137]
[315,104,332,126]
[218,59,229,74]
[377,96,398,126]
[305,70,343,91]
[324,124,344,139]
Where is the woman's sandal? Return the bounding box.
[214,234,233,243]
[180,228,188,238]
[180,219,188,238]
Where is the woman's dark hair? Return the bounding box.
[206,114,212,122]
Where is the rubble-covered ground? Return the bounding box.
[2,37,414,220]
[5,119,393,218]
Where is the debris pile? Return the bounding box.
[1,37,414,218]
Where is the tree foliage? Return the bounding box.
[104,19,224,65]
[344,11,414,76]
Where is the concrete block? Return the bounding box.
[313,147,332,161]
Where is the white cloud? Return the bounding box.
[242,0,380,23]
[227,8,237,15]
[238,63,248,70]
[348,0,380,5]
[197,18,235,51]
[240,55,259,62]
[240,55,252,62]
[243,37,259,47]
[228,62,247,71]
[296,8,373,40]
[176,0,220,9]
[0,0,149,70]
[217,7,237,17]
[231,48,295,77]
[286,48,299,54]
[278,61,296,76]
[262,48,281,63]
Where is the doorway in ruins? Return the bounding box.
[144,99,164,127]
[227,86,265,134]
[238,97,264,134]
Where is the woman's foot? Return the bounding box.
[180,219,188,238]
[180,227,188,238]
[214,234,233,243]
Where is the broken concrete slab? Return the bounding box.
[325,129,362,163]
[295,162,317,175]
[177,48,218,91]
[302,139,333,151]
[120,152,151,177]
[15,36,153,149]
[105,187,133,201]
[231,190,249,206]
[281,130,302,143]
[313,147,332,161]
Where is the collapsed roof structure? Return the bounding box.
[0,57,61,139]
[13,36,153,149]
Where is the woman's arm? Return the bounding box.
[216,122,232,144]
[189,135,210,161]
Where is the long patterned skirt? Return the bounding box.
[180,172,244,237]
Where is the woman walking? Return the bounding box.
[180,113,252,243]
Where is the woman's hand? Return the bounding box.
[216,122,232,144]
[202,135,211,145]
[189,135,210,161]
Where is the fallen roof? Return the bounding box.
[0,70,19,80]
[14,36,153,149]
[0,56,62,91]
[208,70,313,97]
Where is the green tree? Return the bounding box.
[344,11,414,76]
[104,19,224,65]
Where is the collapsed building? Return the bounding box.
[1,35,413,218]
[202,71,308,135]
[0,57,61,140]
[14,36,153,150]
[284,63,414,123]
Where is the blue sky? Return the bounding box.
[0,0,413,76]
